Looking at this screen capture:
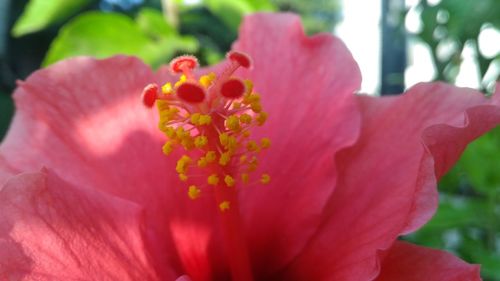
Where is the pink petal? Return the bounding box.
[0,169,164,280]
[0,56,200,278]
[285,83,500,280]
[0,156,18,186]
[1,56,162,199]
[375,241,481,281]
[229,13,362,277]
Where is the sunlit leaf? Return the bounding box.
[43,11,198,68]
[135,8,199,68]
[202,0,275,30]
[12,0,92,37]
[179,8,236,65]
[137,8,177,38]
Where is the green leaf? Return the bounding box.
[421,195,489,231]
[461,238,500,279]
[137,8,177,38]
[43,10,198,68]
[12,0,92,37]
[202,0,275,30]
[459,126,500,195]
[135,8,199,68]
[43,12,151,66]
[439,0,500,41]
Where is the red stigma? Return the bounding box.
[170,55,199,74]
[141,83,159,107]
[176,82,206,103]
[220,78,246,99]
[227,51,252,68]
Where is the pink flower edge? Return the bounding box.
[375,241,481,281]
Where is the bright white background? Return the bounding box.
[336,0,500,95]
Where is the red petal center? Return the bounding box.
[177,83,206,103]
[227,51,252,68]
[221,78,246,99]
[141,83,158,107]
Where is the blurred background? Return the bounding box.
[0,0,499,279]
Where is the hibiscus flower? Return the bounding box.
[0,13,499,281]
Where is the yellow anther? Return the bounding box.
[164,127,176,138]
[224,175,235,187]
[156,100,170,111]
[197,157,208,168]
[179,173,188,181]
[190,113,201,125]
[175,155,192,174]
[219,152,232,166]
[199,72,216,88]
[219,201,230,212]
[226,115,241,131]
[160,108,178,122]
[181,137,194,150]
[243,93,260,105]
[251,101,262,113]
[205,151,216,162]
[250,94,260,102]
[247,140,259,152]
[260,174,271,184]
[256,112,268,126]
[174,74,187,87]
[198,115,212,125]
[243,131,251,138]
[243,79,253,94]
[239,155,248,164]
[158,121,167,132]
[219,133,229,146]
[249,156,258,164]
[247,156,258,172]
[162,141,174,155]
[176,127,187,139]
[194,135,208,148]
[260,137,271,149]
[239,113,252,124]
[161,82,173,94]
[188,185,201,200]
[226,136,238,152]
[208,174,220,186]
[232,102,241,109]
[241,173,249,184]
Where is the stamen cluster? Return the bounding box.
[141,52,271,209]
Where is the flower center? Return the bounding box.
[142,51,270,281]
[142,51,270,206]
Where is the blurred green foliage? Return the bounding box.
[202,0,275,32]
[272,0,340,34]
[11,0,92,37]
[409,0,500,92]
[43,9,197,68]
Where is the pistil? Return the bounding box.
[141,51,270,281]
[215,187,253,281]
